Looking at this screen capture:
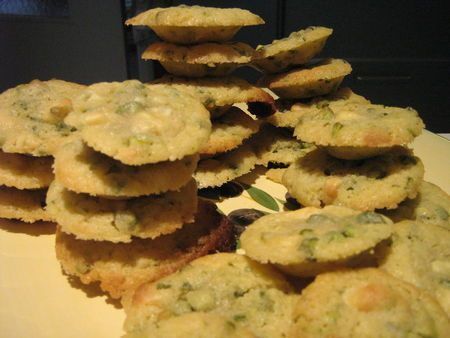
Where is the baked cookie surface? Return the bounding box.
[126,5,264,44]
[253,26,333,73]
[122,253,297,338]
[55,200,233,299]
[142,42,254,77]
[378,220,450,316]
[383,181,450,230]
[0,186,51,223]
[65,80,211,165]
[200,107,260,155]
[259,58,352,99]
[290,268,450,337]
[150,76,275,118]
[282,148,424,210]
[54,137,198,197]
[0,150,53,190]
[0,79,84,156]
[47,179,197,242]
[194,141,258,188]
[240,206,392,276]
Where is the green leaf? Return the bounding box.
[245,185,279,211]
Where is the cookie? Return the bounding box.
[122,253,297,338]
[47,179,197,242]
[125,5,264,44]
[290,268,450,337]
[194,141,258,188]
[55,200,233,299]
[240,206,392,277]
[259,58,352,99]
[253,26,333,73]
[200,107,260,155]
[0,79,84,156]
[150,75,275,119]
[142,41,254,77]
[383,181,450,230]
[54,137,198,197]
[251,125,315,166]
[282,148,424,210]
[0,150,53,189]
[65,80,211,165]
[294,97,424,158]
[378,220,450,316]
[0,186,51,223]
[267,87,370,129]
[265,168,286,184]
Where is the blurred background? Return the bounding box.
[0,0,449,132]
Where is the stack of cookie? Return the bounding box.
[0,79,84,224]
[46,80,233,298]
[127,5,280,190]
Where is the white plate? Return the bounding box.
[0,130,448,338]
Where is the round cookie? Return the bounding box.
[251,125,315,166]
[200,107,260,155]
[0,79,84,156]
[142,41,254,77]
[267,87,370,129]
[240,206,393,277]
[54,137,198,197]
[294,97,424,158]
[383,181,450,230]
[122,253,297,338]
[378,220,450,316]
[150,75,275,119]
[253,26,333,73]
[194,141,258,189]
[125,5,264,44]
[47,179,197,242]
[65,80,211,165]
[0,186,52,223]
[290,268,450,337]
[55,200,233,299]
[259,58,352,99]
[282,148,424,211]
[0,150,53,189]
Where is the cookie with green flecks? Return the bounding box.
[194,140,258,188]
[240,205,392,277]
[65,80,211,165]
[54,137,198,197]
[282,148,424,211]
[289,268,450,337]
[378,220,450,316]
[200,107,260,156]
[258,58,352,99]
[253,26,333,73]
[142,41,254,77]
[125,5,264,44]
[55,200,233,299]
[122,253,297,338]
[251,125,315,166]
[383,181,450,230]
[0,150,53,190]
[267,87,370,129]
[47,179,197,242]
[294,93,424,159]
[150,75,275,119]
[0,79,84,156]
[0,186,52,223]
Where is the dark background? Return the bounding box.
[1,0,449,132]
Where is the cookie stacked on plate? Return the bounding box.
[46,80,232,298]
[127,5,279,189]
[0,79,84,223]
